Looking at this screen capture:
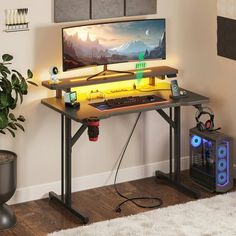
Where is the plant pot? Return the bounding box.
[0,150,17,230]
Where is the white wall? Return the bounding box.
[1,0,235,202]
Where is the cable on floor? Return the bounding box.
[113,112,163,213]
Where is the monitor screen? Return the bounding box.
[62,19,166,72]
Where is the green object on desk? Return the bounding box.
[135,52,147,85]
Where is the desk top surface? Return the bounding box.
[41,89,209,122]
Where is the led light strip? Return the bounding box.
[217,141,230,187]
[70,69,152,82]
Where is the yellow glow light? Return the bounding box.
[71,78,170,101]
[49,80,62,85]
[70,69,152,82]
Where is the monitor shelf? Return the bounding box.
[42,66,178,91]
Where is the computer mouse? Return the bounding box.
[147,95,155,102]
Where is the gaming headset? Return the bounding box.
[195,107,216,131]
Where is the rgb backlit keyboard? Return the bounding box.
[104,95,167,109]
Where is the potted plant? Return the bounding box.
[0,54,37,230]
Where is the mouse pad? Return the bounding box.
[90,95,167,111]
[90,102,110,111]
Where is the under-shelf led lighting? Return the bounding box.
[70,69,152,82]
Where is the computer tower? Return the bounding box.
[189,128,233,193]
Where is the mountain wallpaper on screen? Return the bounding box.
[63,19,166,71]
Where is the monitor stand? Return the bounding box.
[86,65,134,81]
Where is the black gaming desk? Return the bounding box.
[41,88,209,224]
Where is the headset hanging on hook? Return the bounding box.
[195,107,221,132]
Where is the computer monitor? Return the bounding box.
[62,19,166,74]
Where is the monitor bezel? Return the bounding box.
[62,18,166,72]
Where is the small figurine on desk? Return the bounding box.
[64,91,80,109]
[49,66,59,84]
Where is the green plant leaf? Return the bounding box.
[8,122,17,130]
[1,77,12,93]
[0,130,6,135]
[27,80,38,86]
[9,113,17,121]
[0,92,10,108]
[0,64,11,74]
[12,70,26,89]
[2,54,13,62]
[14,84,21,92]
[2,107,9,115]
[20,79,28,95]
[15,122,25,132]
[8,94,16,110]
[0,71,7,78]
[14,90,18,105]
[0,112,8,129]
[0,82,4,91]
[17,91,23,104]
[6,128,15,137]
[12,70,23,79]
[8,91,17,110]
[17,115,25,122]
[27,69,33,79]
[11,73,19,86]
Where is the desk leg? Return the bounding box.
[61,115,64,201]
[156,107,200,199]
[49,115,89,224]
[65,117,72,206]
[169,107,173,179]
[174,106,181,182]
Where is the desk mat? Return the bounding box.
[90,95,168,111]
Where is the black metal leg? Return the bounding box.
[49,116,89,224]
[169,107,173,178]
[65,117,72,206]
[174,106,181,182]
[156,107,200,199]
[49,192,89,224]
[61,115,64,201]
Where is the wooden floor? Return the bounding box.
[2,171,235,236]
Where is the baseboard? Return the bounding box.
[8,156,189,205]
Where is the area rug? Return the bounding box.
[49,192,236,236]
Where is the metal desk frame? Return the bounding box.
[44,98,207,224]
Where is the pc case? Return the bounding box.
[189,128,233,193]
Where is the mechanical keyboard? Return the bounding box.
[104,95,167,109]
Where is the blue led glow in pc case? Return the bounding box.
[189,128,233,193]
